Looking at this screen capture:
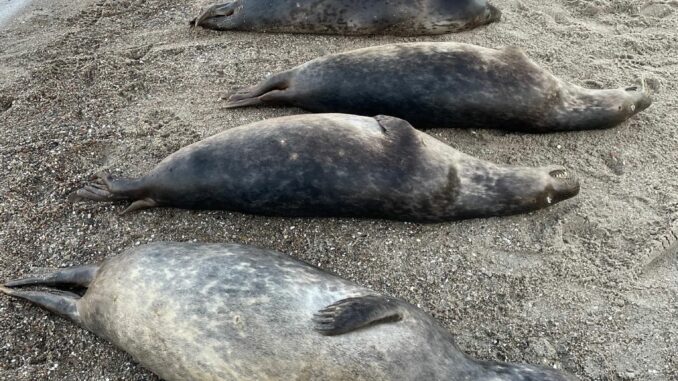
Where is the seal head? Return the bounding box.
[451,164,580,218]
[549,86,653,131]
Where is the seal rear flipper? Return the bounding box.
[1,286,81,324]
[4,265,99,288]
[193,1,240,29]
[120,198,158,215]
[313,295,405,336]
[224,71,293,108]
[70,172,157,214]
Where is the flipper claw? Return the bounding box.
[120,198,158,215]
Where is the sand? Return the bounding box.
[0,0,676,380]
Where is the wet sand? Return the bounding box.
[0,0,32,27]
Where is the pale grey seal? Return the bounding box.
[1,242,576,381]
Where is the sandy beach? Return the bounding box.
[0,0,676,380]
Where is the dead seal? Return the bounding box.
[70,114,579,221]
[192,0,501,35]
[1,242,576,381]
[225,42,653,132]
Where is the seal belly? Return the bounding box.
[70,114,579,220]
[77,244,409,381]
[142,115,447,220]
[288,44,556,130]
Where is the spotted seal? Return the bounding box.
[225,43,652,132]
[1,242,576,381]
[192,0,501,35]
[69,114,579,221]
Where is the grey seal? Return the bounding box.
[192,0,501,35]
[224,43,653,132]
[1,242,576,381]
[69,114,579,221]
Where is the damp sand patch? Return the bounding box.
[0,0,32,28]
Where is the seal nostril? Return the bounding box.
[213,10,235,19]
[549,169,570,180]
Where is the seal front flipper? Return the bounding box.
[313,295,405,335]
[1,286,81,323]
[373,114,419,135]
[224,71,294,108]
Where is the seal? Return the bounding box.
[192,0,501,35]
[1,242,577,381]
[69,114,579,221]
[224,42,653,132]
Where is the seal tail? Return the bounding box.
[69,172,158,215]
[1,285,82,324]
[224,71,292,108]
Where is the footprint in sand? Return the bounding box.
[614,53,646,71]
[0,95,13,113]
[640,220,678,280]
[70,0,106,26]
[640,2,675,18]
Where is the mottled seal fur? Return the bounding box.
[1,242,576,381]
[70,114,579,221]
[225,43,653,132]
[192,0,501,35]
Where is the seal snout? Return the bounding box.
[549,168,572,180]
[624,86,652,115]
[486,3,502,23]
[547,167,580,204]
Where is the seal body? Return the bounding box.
[71,114,579,221]
[225,43,653,132]
[193,0,501,35]
[1,242,576,381]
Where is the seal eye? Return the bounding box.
[625,86,638,92]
